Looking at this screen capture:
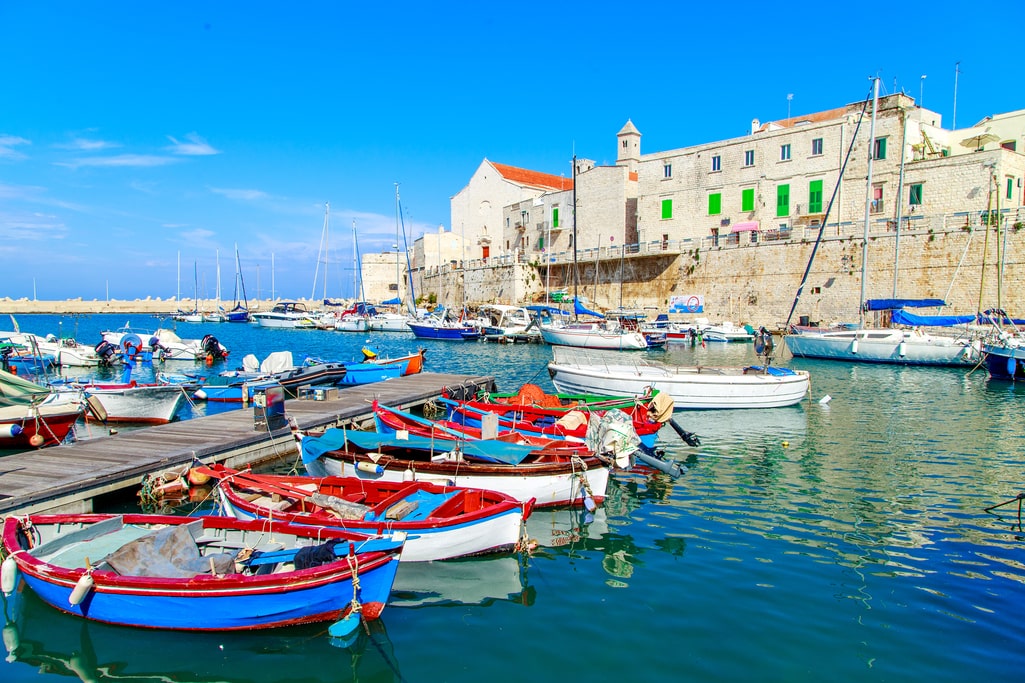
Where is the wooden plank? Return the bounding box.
[0,373,492,514]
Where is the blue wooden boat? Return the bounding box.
[1,513,403,631]
[193,377,281,402]
[338,362,403,385]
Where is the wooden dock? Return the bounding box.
[0,373,494,516]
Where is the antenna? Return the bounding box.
[953,61,961,129]
[786,93,793,124]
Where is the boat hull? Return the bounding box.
[548,352,809,410]
[408,323,479,340]
[2,514,401,631]
[784,329,977,366]
[83,385,186,424]
[540,325,648,350]
[983,342,1025,380]
[0,403,82,448]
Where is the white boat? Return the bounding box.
[50,379,186,424]
[481,304,540,342]
[251,301,317,329]
[784,325,979,366]
[540,321,647,350]
[367,311,414,332]
[699,321,754,343]
[101,327,227,362]
[547,346,810,409]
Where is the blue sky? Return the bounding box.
[1,2,1019,302]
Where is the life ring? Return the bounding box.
[121,333,143,356]
[685,296,701,313]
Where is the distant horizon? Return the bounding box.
[2,1,1016,301]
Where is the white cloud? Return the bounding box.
[0,135,30,159]
[210,187,268,201]
[56,154,180,169]
[55,137,121,151]
[166,133,219,156]
[0,209,68,241]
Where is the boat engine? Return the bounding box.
[201,335,228,361]
[94,340,119,366]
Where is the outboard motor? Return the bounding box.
[94,340,119,366]
[201,335,228,361]
[148,335,170,360]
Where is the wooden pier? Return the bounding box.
[0,373,494,516]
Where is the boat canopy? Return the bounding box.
[525,305,571,316]
[891,309,976,327]
[301,427,540,466]
[380,297,402,305]
[864,298,946,311]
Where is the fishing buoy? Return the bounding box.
[0,424,22,439]
[328,613,361,645]
[819,395,832,404]
[193,389,208,400]
[356,461,384,475]
[402,467,414,482]
[69,572,94,605]
[1,555,18,595]
[782,441,790,448]
[28,434,45,448]
[850,339,859,354]
[188,468,211,486]
[898,341,907,357]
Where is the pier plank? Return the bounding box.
[0,373,493,515]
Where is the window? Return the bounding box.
[711,155,721,172]
[871,185,884,213]
[708,193,721,215]
[873,137,887,160]
[552,207,559,228]
[776,184,790,217]
[741,188,755,212]
[811,138,823,156]
[744,150,755,166]
[780,144,791,161]
[622,140,628,148]
[664,163,672,178]
[661,199,673,220]
[809,180,823,214]
[909,184,923,206]
[1008,178,1015,201]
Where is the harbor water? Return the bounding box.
[3,314,1025,682]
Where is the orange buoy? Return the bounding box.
[29,434,45,448]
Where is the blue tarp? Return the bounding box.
[891,309,977,327]
[525,305,571,316]
[573,298,604,319]
[380,297,402,305]
[864,298,946,311]
[300,427,538,466]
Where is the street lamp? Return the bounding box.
[787,93,793,124]
[920,75,926,108]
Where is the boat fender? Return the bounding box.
[1008,357,1017,378]
[898,341,907,357]
[850,339,859,354]
[69,571,94,606]
[193,389,208,401]
[357,461,384,475]
[1,555,19,595]
[0,424,23,439]
[85,395,108,422]
[2,622,19,660]
[28,434,45,448]
[402,467,414,482]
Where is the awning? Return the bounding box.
[730,221,760,233]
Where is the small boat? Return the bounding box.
[547,346,810,410]
[699,321,755,343]
[362,347,425,376]
[54,381,186,424]
[299,427,613,508]
[193,376,281,402]
[407,316,483,341]
[480,304,541,343]
[0,402,83,449]
[250,301,317,329]
[197,463,534,562]
[539,321,648,350]
[367,310,414,332]
[337,362,403,385]
[1,513,404,631]
[479,383,662,413]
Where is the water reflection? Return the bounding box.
[3,587,402,683]
[389,555,533,609]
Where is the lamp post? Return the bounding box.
[787,93,793,124]
[919,74,926,108]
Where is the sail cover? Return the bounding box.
[573,298,604,319]
[864,298,946,311]
[891,309,976,327]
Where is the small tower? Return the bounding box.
[617,119,641,172]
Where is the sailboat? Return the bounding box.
[174,262,205,323]
[203,249,228,322]
[335,219,371,332]
[783,79,981,367]
[368,184,417,332]
[225,244,251,322]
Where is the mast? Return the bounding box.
[572,155,578,320]
[394,183,402,307]
[176,251,181,308]
[859,77,880,328]
[215,248,222,312]
[892,104,908,297]
[311,202,329,302]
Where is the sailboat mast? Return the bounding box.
[859,77,880,328]
[351,219,359,300]
[394,183,401,306]
[311,202,329,302]
[572,155,578,320]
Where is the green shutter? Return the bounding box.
[776,184,790,217]
[910,184,923,205]
[661,199,672,220]
[1008,178,1015,201]
[708,193,721,215]
[809,180,823,213]
[875,138,887,160]
[552,208,559,228]
[741,188,754,212]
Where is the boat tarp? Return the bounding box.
[891,309,976,326]
[573,299,604,319]
[260,351,294,373]
[380,297,402,305]
[864,298,946,311]
[301,427,537,466]
[525,305,571,316]
[0,369,52,405]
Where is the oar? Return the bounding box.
[244,535,404,567]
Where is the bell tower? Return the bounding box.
[616,119,641,172]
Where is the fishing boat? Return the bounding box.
[337,361,403,385]
[0,402,84,449]
[547,346,810,410]
[298,428,612,508]
[192,376,282,402]
[478,382,662,413]
[0,513,404,630]
[361,347,425,376]
[53,380,186,424]
[196,463,533,562]
[439,395,668,449]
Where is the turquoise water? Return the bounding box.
[3,314,1025,682]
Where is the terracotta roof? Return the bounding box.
[492,162,573,191]
[758,105,848,132]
